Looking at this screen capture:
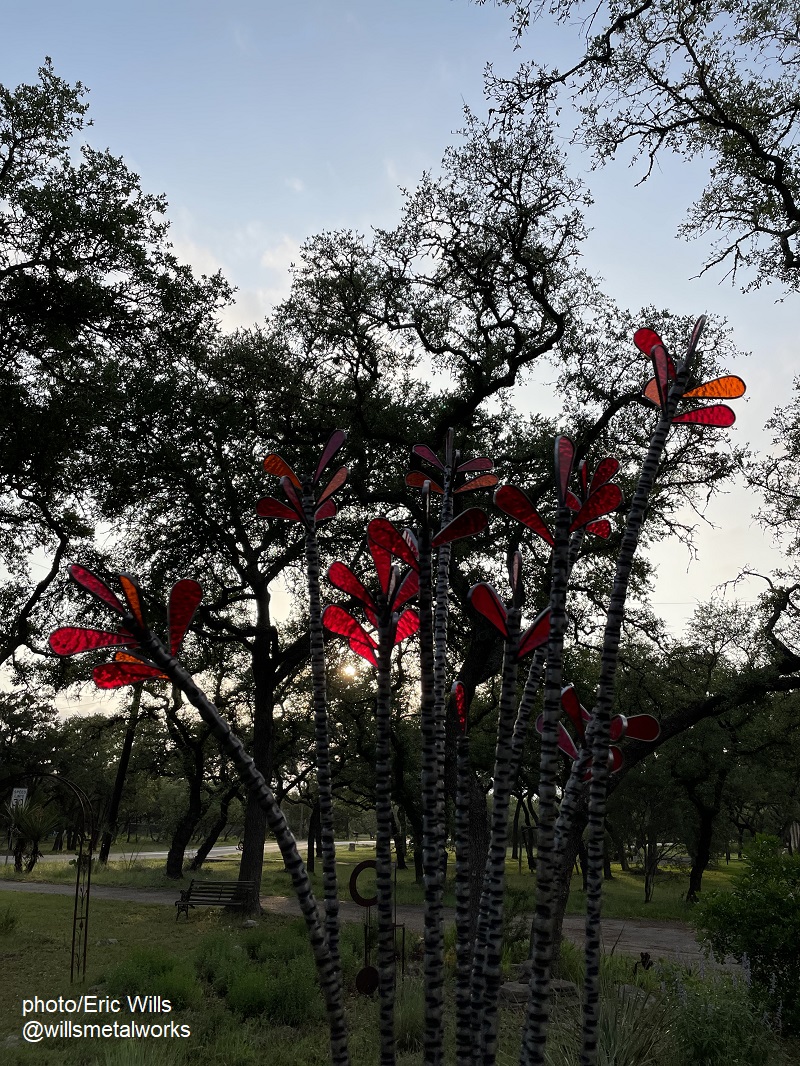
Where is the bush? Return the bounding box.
[195,931,248,995]
[664,969,772,1065]
[694,836,800,1032]
[103,946,204,1010]
[0,903,18,934]
[226,955,324,1027]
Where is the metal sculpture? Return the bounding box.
[50,567,351,1066]
[257,429,349,975]
[46,316,748,1066]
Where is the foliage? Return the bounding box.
[695,835,800,1032]
[483,0,800,293]
[103,946,204,1010]
[663,966,774,1065]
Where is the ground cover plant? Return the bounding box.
[1,890,796,1066]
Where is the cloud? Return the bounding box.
[285,177,305,193]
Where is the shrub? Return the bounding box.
[665,969,772,1065]
[195,931,248,995]
[0,903,18,934]
[226,955,324,1027]
[694,836,800,1032]
[104,946,203,1009]
[394,977,425,1053]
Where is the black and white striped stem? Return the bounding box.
[119,619,350,1066]
[455,724,473,1065]
[303,490,341,975]
[580,326,703,1066]
[424,457,454,1066]
[470,608,521,1066]
[519,504,573,1066]
[375,617,397,1066]
[508,531,585,793]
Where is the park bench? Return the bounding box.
[175,879,256,920]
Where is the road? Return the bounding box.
[1,840,365,864]
[0,877,715,968]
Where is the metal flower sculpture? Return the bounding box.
[256,428,347,525]
[466,553,552,1062]
[535,684,660,777]
[635,326,746,427]
[404,430,493,1065]
[494,453,623,547]
[49,564,350,1065]
[256,428,348,977]
[323,517,420,1064]
[50,566,201,688]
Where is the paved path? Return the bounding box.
[0,879,710,967]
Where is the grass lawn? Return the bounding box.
[1,878,796,1066]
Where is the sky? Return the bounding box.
[3,0,797,712]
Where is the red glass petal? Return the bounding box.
[687,315,706,358]
[393,570,418,611]
[453,681,468,734]
[256,497,302,521]
[281,477,306,520]
[317,466,348,505]
[314,499,337,523]
[535,714,579,762]
[119,574,145,626]
[610,715,626,742]
[566,490,581,512]
[327,561,376,611]
[643,377,661,405]
[263,453,301,487]
[570,483,623,531]
[651,346,676,408]
[585,520,611,539]
[633,327,663,356]
[672,404,735,427]
[314,429,347,484]
[624,714,661,743]
[457,457,494,473]
[348,636,378,667]
[431,508,488,548]
[394,609,419,645]
[368,518,420,573]
[168,580,202,657]
[588,457,620,495]
[578,460,588,497]
[468,582,508,637]
[560,685,586,739]
[509,550,522,596]
[609,746,624,773]
[49,628,136,656]
[364,607,379,630]
[517,607,550,659]
[402,528,419,555]
[412,444,444,470]
[322,604,377,647]
[493,485,554,547]
[94,662,168,689]
[684,375,746,400]
[405,471,444,493]
[454,473,499,493]
[555,435,575,505]
[68,564,124,614]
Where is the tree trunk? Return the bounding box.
[99,687,142,864]
[391,808,407,871]
[687,809,715,902]
[189,786,240,871]
[512,796,522,862]
[307,798,320,875]
[237,586,277,916]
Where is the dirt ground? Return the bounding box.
[0,880,714,968]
